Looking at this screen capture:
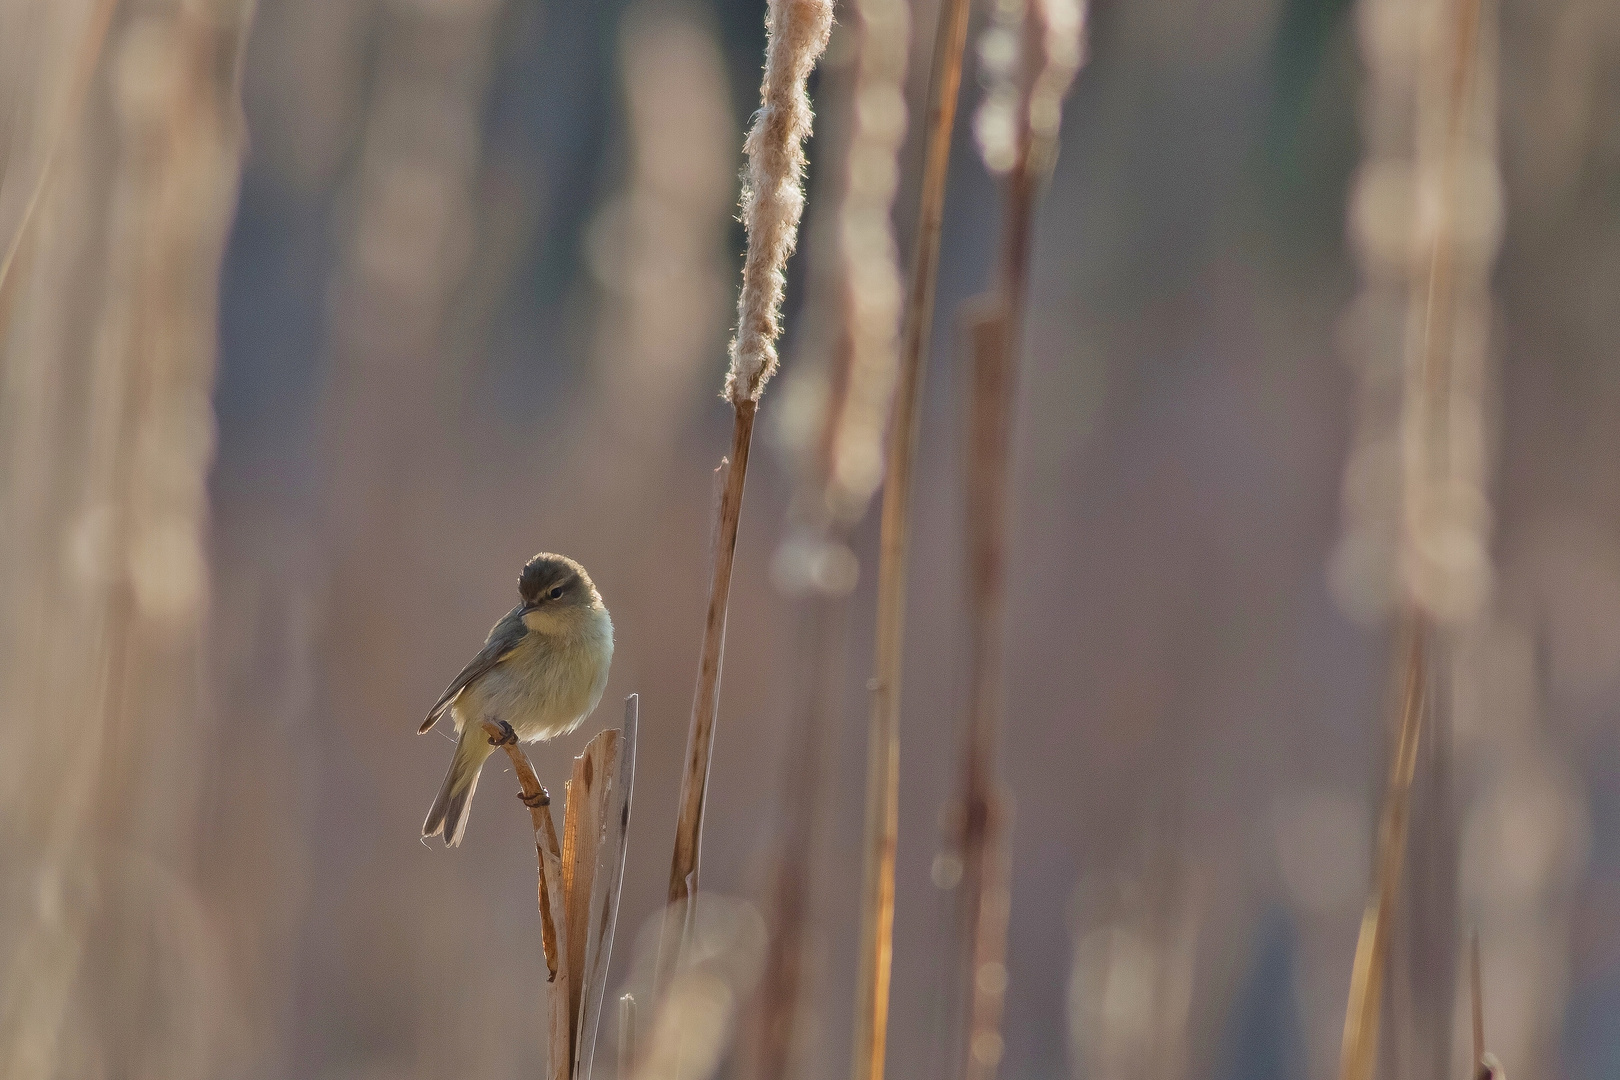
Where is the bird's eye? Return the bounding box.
[549,586,563,599]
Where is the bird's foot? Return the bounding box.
[487,719,519,747]
[519,787,550,809]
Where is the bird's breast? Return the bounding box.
[460,611,612,742]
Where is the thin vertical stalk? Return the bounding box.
[1338,0,1483,1075]
[483,719,565,978]
[953,301,1017,1080]
[575,697,639,1080]
[661,412,752,980]
[849,0,973,1077]
[1406,645,1456,1080]
[1339,618,1429,1080]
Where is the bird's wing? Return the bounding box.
[418,606,528,733]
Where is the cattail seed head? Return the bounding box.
[723,0,835,406]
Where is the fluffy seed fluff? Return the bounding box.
[723,0,835,406]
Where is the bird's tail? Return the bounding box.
[422,725,497,846]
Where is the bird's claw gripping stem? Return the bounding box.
[487,718,519,746]
[519,788,550,809]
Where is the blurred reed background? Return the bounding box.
[1,0,1619,1078]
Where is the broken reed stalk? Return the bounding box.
[482,718,575,1080]
[658,0,832,996]
[575,697,639,1080]
[1337,619,1428,1080]
[662,413,749,940]
[945,5,1085,1080]
[545,851,574,1080]
[482,701,637,1080]
[484,718,566,979]
[846,2,974,1080]
[0,0,120,335]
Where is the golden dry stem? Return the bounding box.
[1338,622,1428,1080]
[848,2,975,1079]
[661,403,755,993]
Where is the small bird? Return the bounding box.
[421,552,614,846]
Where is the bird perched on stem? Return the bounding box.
[421,552,614,846]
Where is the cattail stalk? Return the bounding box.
[660,0,832,994]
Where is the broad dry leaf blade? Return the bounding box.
[564,730,618,1048]
[543,846,573,1080]
[576,696,639,1080]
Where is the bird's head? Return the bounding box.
[518,552,598,628]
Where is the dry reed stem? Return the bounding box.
[564,732,617,1065]
[1403,0,1483,616]
[660,410,752,991]
[483,718,564,978]
[663,0,832,997]
[953,304,1016,1080]
[575,698,639,1080]
[901,0,974,395]
[847,3,974,1079]
[0,0,120,338]
[1405,644,1456,1080]
[1339,2,1484,1075]
[545,843,574,1080]
[485,715,635,1080]
[1338,619,1428,1080]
